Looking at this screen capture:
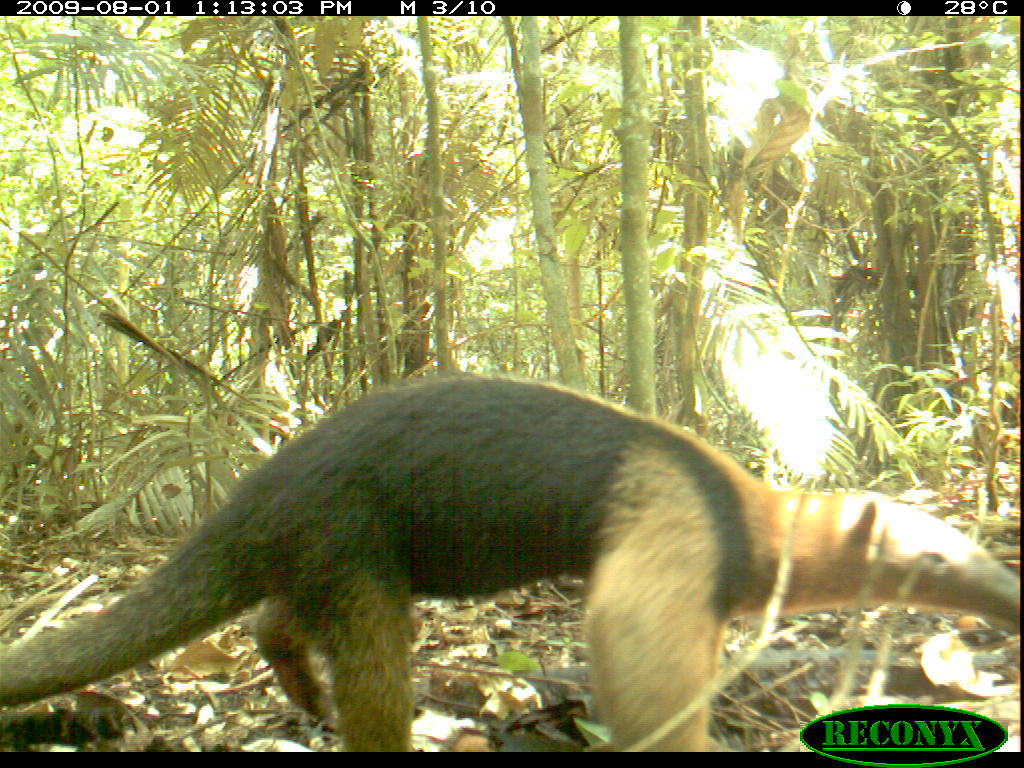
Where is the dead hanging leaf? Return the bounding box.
[727,177,747,237]
[180,18,224,53]
[742,96,811,171]
[743,97,783,170]
[313,18,366,79]
[728,88,810,238]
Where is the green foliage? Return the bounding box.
[0,16,1018,531]
[574,717,613,748]
[880,365,1016,488]
[496,650,541,674]
[714,256,898,482]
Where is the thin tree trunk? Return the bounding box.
[505,16,585,391]
[618,16,655,414]
[418,18,454,375]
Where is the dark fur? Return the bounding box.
[0,376,1018,750]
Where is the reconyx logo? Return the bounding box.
[800,704,1007,767]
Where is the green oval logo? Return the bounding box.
[800,704,1008,766]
